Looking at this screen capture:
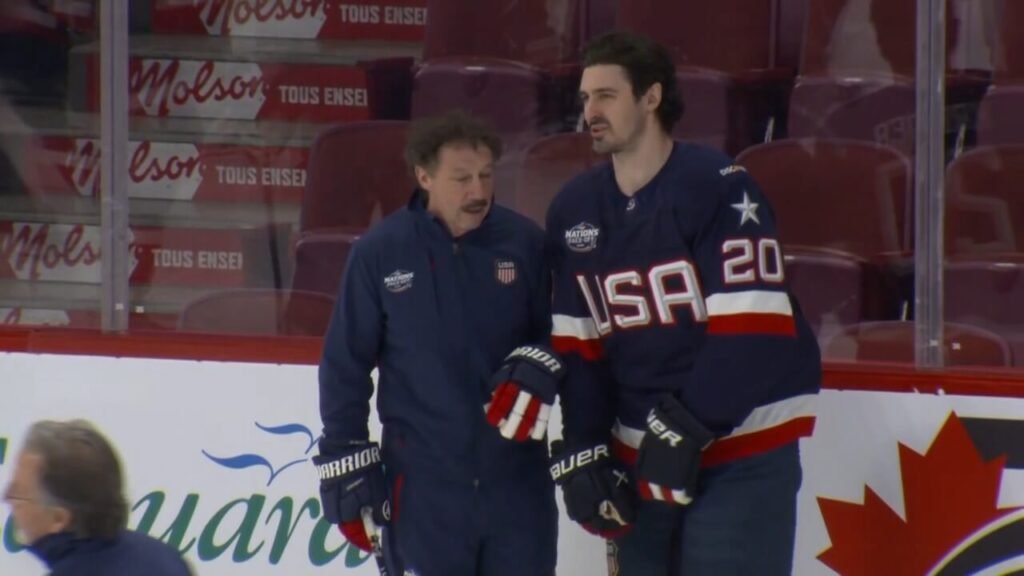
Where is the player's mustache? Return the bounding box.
[589,118,609,128]
[463,199,489,212]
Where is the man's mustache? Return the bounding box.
[463,199,490,212]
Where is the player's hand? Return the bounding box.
[313,441,390,552]
[485,345,566,441]
[635,396,715,506]
[550,440,635,538]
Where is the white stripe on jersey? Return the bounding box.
[552,314,601,341]
[611,394,817,448]
[705,290,793,317]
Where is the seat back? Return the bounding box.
[178,289,335,337]
[423,0,585,67]
[302,121,410,232]
[616,0,775,71]
[946,145,1024,254]
[515,132,606,226]
[737,138,913,258]
[291,230,362,297]
[823,321,1012,366]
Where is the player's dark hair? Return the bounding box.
[24,420,128,540]
[404,111,503,173]
[583,32,684,133]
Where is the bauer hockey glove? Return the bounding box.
[550,440,635,538]
[635,396,715,506]
[485,345,566,441]
[313,441,390,552]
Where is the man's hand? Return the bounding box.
[635,396,714,506]
[550,440,635,538]
[485,345,566,441]
[313,442,389,552]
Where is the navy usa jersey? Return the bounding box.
[547,142,820,468]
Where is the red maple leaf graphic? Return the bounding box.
[817,412,1019,575]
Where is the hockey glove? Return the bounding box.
[550,440,635,538]
[635,396,715,506]
[313,442,389,552]
[485,345,566,441]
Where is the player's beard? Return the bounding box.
[591,114,644,155]
[589,119,615,154]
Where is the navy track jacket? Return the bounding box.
[319,191,552,482]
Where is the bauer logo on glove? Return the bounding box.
[635,396,715,506]
[549,440,635,539]
[485,345,566,441]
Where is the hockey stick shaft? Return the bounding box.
[361,506,389,576]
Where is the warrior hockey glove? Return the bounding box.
[313,442,389,552]
[549,440,635,538]
[635,396,715,506]
[485,345,566,441]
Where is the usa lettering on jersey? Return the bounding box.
[576,258,707,334]
[572,236,794,337]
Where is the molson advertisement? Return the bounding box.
[27,137,309,204]
[151,0,428,42]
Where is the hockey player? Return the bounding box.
[314,111,561,576]
[544,32,821,575]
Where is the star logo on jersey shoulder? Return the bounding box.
[731,191,760,226]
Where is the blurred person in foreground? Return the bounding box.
[3,419,193,576]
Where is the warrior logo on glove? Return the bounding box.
[485,345,566,441]
[313,442,389,553]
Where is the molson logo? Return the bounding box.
[0,422,371,570]
[65,139,203,200]
[197,0,329,37]
[0,223,139,283]
[129,59,268,119]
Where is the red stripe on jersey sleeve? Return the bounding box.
[613,416,815,469]
[552,335,604,361]
[707,313,796,336]
[702,416,815,467]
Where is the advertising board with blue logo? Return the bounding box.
[0,353,604,575]
[4,352,1024,574]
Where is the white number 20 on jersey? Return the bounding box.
[722,238,785,285]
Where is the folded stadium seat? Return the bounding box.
[178,289,335,337]
[584,0,618,43]
[945,255,1024,366]
[783,246,869,339]
[411,58,553,154]
[777,0,808,73]
[976,0,1024,145]
[291,229,362,298]
[788,75,917,156]
[790,0,988,157]
[301,121,411,233]
[822,321,1012,367]
[513,132,605,227]
[736,138,913,333]
[616,0,793,154]
[945,145,1024,254]
[977,86,1024,145]
[413,0,588,149]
